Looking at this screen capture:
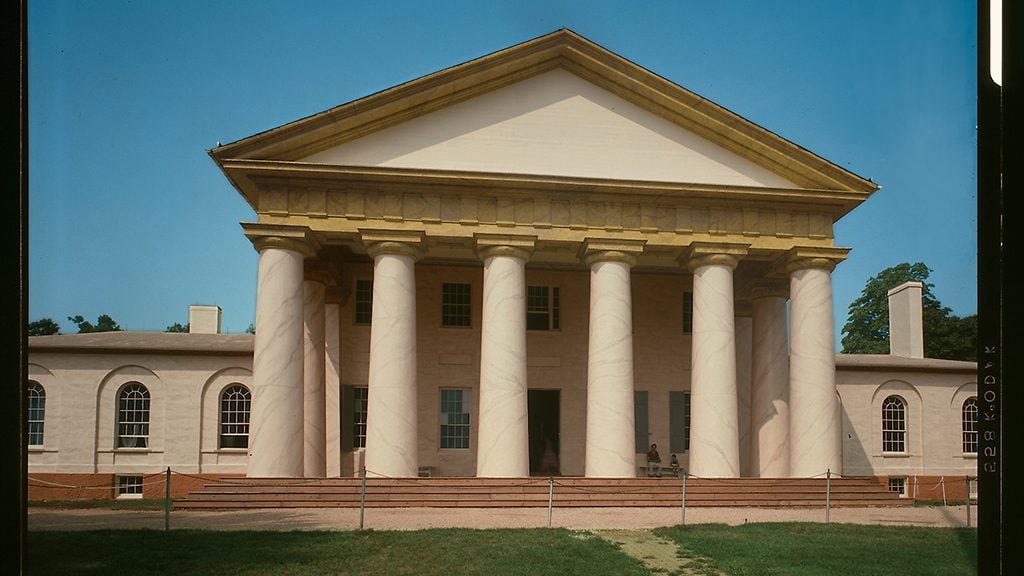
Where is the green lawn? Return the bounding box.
[26,529,652,576]
[654,522,977,576]
[26,523,978,576]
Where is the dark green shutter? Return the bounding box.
[341,385,354,451]
[634,391,649,453]
[669,391,687,453]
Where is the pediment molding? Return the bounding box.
[211,29,878,207]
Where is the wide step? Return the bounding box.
[175,477,912,510]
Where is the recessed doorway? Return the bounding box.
[528,389,560,476]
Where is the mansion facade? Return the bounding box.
[27,30,976,500]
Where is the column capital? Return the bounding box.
[360,229,425,261]
[682,242,749,272]
[243,223,319,258]
[579,238,646,268]
[475,233,536,262]
[777,246,850,274]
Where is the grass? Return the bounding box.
[26,529,653,576]
[25,514,978,576]
[654,522,977,576]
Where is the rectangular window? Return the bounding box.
[682,291,693,334]
[887,477,907,497]
[441,283,472,327]
[354,279,373,325]
[669,391,691,453]
[634,391,649,453]
[353,386,368,449]
[117,475,144,499]
[439,389,470,449]
[527,286,560,331]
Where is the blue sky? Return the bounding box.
[28,1,978,346]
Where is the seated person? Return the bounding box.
[670,453,680,476]
[646,443,662,477]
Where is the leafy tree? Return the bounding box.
[27,318,61,336]
[165,322,190,333]
[840,262,976,361]
[67,314,122,333]
[246,323,256,334]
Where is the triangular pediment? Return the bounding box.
[300,69,796,188]
[212,29,877,212]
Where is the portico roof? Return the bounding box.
[210,29,878,215]
[209,29,880,284]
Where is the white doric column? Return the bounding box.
[302,264,330,478]
[324,286,344,478]
[362,231,423,478]
[582,239,645,478]
[750,281,790,477]
[785,248,848,478]
[244,225,318,478]
[685,243,748,478]
[735,302,753,477]
[475,234,535,477]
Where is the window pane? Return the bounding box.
[439,389,470,449]
[118,383,150,449]
[881,396,905,453]
[353,387,368,449]
[355,279,373,324]
[219,384,251,449]
[442,283,472,327]
[527,286,559,331]
[27,381,45,446]
[683,291,693,334]
[962,397,978,454]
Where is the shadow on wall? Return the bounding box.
[840,403,871,476]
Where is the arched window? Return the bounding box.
[881,396,906,453]
[962,397,978,454]
[27,381,45,447]
[219,384,251,449]
[117,383,150,448]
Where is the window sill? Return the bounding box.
[879,452,910,458]
[106,448,159,454]
[961,453,978,459]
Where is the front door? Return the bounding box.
[528,389,560,476]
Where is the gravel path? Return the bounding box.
[28,504,975,532]
[597,528,723,576]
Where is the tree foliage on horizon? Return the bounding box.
[840,262,976,361]
[67,314,122,333]
[165,322,190,333]
[27,318,61,336]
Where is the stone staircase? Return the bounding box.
[174,476,912,510]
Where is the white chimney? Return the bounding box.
[887,281,924,358]
[188,305,222,334]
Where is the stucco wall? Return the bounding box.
[27,352,252,477]
[27,263,977,489]
[837,365,977,479]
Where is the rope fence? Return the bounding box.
[27,468,980,530]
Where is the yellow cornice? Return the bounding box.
[210,29,878,205]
